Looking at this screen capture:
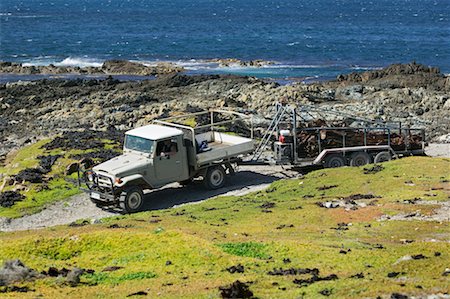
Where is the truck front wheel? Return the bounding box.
[119,187,144,213]
[204,166,226,190]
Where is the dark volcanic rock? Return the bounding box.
[317,185,338,191]
[69,149,121,163]
[350,272,364,279]
[411,254,427,260]
[68,220,90,227]
[391,293,409,299]
[14,168,44,183]
[226,264,245,274]
[363,165,384,174]
[319,288,332,296]
[219,280,254,299]
[127,291,148,297]
[293,273,338,287]
[0,191,25,208]
[268,268,319,276]
[41,267,70,277]
[387,271,404,278]
[342,194,380,201]
[336,62,446,90]
[42,130,117,151]
[12,154,61,183]
[259,202,276,209]
[0,285,33,293]
[38,154,61,173]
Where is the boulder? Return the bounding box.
[0,259,40,286]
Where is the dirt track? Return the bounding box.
[0,144,447,232]
[0,165,299,232]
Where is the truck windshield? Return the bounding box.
[124,135,154,154]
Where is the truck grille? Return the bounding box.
[97,173,113,188]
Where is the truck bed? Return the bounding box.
[195,131,254,166]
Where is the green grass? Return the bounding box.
[0,137,122,218]
[0,157,449,298]
[84,271,157,285]
[217,242,270,259]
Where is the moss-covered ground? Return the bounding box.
[0,156,449,298]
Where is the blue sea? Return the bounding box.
[0,0,449,81]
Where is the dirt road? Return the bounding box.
[0,165,299,232]
[1,143,447,232]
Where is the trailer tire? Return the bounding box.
[350,152,371,167]
[374,151,391,164]
[204,166,226,190]
[324,154,346,168]
[119,187,144,213]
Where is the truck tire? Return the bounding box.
[324,154,345,168]
[204,166,226,190]
[119,187,144,213]
[350,152,371,167]
[179,178,193,186]
[374,151,391,164]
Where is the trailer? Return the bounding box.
[250,102,426,168]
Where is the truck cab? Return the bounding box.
[84,125,190,212]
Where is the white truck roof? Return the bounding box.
[126,124,183,140]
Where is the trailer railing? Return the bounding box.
[153,109,254,157]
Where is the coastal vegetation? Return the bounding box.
[1,157,449,298]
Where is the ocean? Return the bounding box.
[0,0,449,80]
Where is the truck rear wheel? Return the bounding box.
[350,152,371,167]
[204,166,226,190]
[374,151,391,164]
[324,154,345,168]
[119,187,144,213]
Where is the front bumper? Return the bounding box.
[78,170,119,205]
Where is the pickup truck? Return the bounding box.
[80,109,254,213]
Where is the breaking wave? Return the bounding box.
[54,57,103,68]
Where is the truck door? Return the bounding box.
[153,137,184,183]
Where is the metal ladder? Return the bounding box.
[252,103,288,161]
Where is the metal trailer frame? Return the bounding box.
[251,102,426,166]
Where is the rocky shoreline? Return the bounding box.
[0,60,184,76]
[0,62,449,161]
[0,58,276,77]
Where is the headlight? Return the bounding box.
[86,171,94,182]
[115,177,123,184]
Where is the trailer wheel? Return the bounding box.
[119,187,144,213]
[204,166,226,189]
[324,154,346,168]
[374,151,391,164]
[350,152,371,167]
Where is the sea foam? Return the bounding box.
[55,57,103,68]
